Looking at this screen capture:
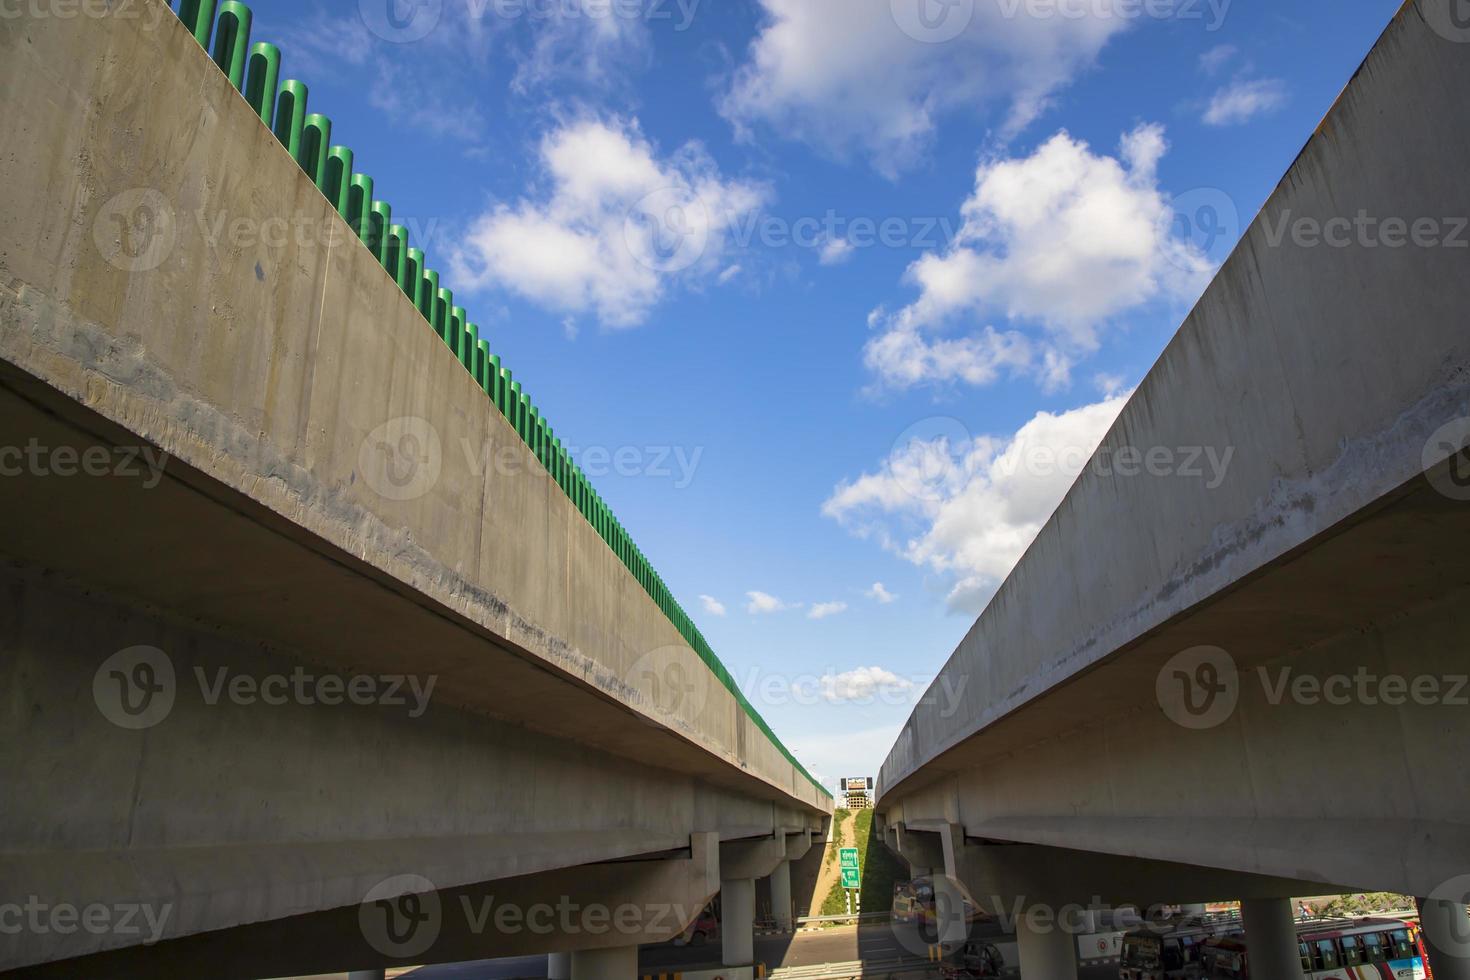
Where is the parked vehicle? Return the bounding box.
[940,940,1006,979]
[1120,911,1244,979]
[1199,915,1426,979]
[674,903,720,946]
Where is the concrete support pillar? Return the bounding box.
[722,877,755,966]
[1241,898,1305,980]
[1419,898,1470,980]
[770,859,793,931]
[569,945,636,979]
[547,951,571,980]
[1016,908,1079,980]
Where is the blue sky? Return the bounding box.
[224,0,1400,789]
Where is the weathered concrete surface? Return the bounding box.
[877,0,1470,899]
[0,1,825,974]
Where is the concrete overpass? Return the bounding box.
[0,3,828,977]
[875,1,1470,978]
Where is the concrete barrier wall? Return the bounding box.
[880,0,1470,798]
[0,2,824,812]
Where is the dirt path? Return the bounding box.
[807,812,849,916]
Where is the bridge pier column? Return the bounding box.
[722,876,755,966]
[1419,897,1470,980]
[547,951,571,979]
[769,859,793,932]
[570,945,636,979]
[1241,898,1305,980]
[1016,909,1079,979]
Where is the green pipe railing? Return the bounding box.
[211,1,251,89]
[243,42,279,125]
[300,114,332,188]
[273,80,306,159]
[171,0,827,800]
[325,146,354,218]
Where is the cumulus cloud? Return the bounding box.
[699,595,728,617]
[747,591,799,614]
[1203,77,1288,126]
[823,393,1130,613]
[720,0,1130,175]
[819,238,856,266]
[451,118,767,328]
[866,582,897,604]
[865,124,1213,393]
[819,667,915,704]
[808,601,849,620]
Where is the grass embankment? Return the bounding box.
[819,809,905,917]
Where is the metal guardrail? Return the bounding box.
[163,0,829,801]
[795,912,891,925]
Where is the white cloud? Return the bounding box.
[747,591,799,614]
[451,118,767,328]
[865,124,1213,394]
[1198,43,1238,76]
[720,0,1130,175]
[823,393,1129,613]
[699,595,728,617]
[866,582,897,604]
[808,601,849,620]
[718,264,743,284]
[1203,77,1287,126]
[819,667,915,704]
[495,0,654,92]
[819,238,856,266]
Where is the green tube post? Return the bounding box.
[382,218,405,281]
[529,407,542,461]
[403,249,423,304]
[243,43,280,125]
[517,391,531,445]
[417,268,438,326]
[487,355,502,403]
[211,1,252,89]
[445,300,463,355]
[509,383,523,439]
[273,80,307,159]
[461,317,477,374]
[476,339,491,393]
[434,287,452,343]
[299,114,332,188]
[323,147,353,218]
[178,0,217,49]
[349,176,375,246]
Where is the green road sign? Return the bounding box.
[840,848,860,870]
[841,867,861,889]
